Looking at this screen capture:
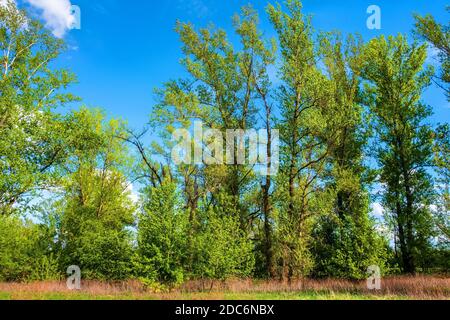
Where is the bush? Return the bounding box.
[0,215,43,281]
[137,182,188,285]
[192,192,255,280]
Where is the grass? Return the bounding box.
[0,276,448,300]
[0,291,408,301]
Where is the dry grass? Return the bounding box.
[179,276,450,299]
[0,280,146,299]
[0,276,448,300]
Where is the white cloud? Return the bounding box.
[0,0,16,8]
[126,183,140,204]
[25,0,75,38]
[371,202,384,218]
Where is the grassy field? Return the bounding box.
[0,291,409,300]
[0,276,448,300]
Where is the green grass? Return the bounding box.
[223,292,409,300]
[0,291,410,300]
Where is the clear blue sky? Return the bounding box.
[45,0,449,129]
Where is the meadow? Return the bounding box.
[0,276,448,300]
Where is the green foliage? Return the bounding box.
[192,193,255,280]
[432,124,449,247]
[56,108,136,280]
[0,215,49,281]
[0,2,78,215]
[362,35,437,274]
[136,186,255,284]
[137,182,188,285]
[312,201,388,279]
[0,1,448,285]
[414,8,449,98]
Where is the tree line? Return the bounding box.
[0,0,448,286]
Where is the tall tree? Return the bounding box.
[233,6,277,278]
[362,35,436,274]
[0,1,77,214]
[150,6,275,277]
[312,33,386,279]
[268,0,332,280]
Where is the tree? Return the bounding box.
[0,215,39,281]
[233,5,277,278]
[414,8,449,98]
[432,124,449,249]
[149,5,276,278]
[362,35,436,274]
[137,182,188,285]
[0,1,77,214]
[268,0,332,280]
[192,191,255,281]
[57,108,135,280]
[311,33,386,279]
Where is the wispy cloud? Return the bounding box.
[177,0,210,19]
[25,0,75,38]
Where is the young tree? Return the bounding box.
[362,35,436,274]
[192,191,255,281]
[0,215,42,281]
[414,10,450,269]
[233,6,277,278]
[136,182,188,285]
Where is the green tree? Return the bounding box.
[193,191,255,281]
[137,182,188,285]
[311,33,387,279]
[0,1,77,214]
[362,35,436,274]
[149,5,275,278]
[57,108,135,280]
[414,8,449,98]
[268,0,332,280]
[432,124,449,256]
[0,215,39,281]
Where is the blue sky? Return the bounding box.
[20,0,446,131]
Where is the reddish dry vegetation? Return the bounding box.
[180,276,450,299]
[0,276,449,300]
